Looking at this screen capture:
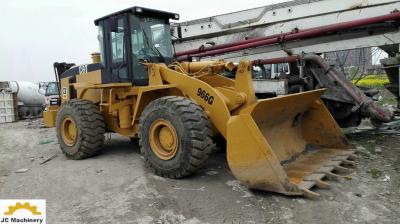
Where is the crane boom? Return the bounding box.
[171,0,400,127]
[172,0,400,60]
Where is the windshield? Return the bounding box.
[130,16,173,61]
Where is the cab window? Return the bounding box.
[110,18,128,79]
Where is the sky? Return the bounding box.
[0,0,289,82]
[0,0,387,83]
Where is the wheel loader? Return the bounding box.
[44,6,357,197]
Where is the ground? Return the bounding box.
[0,116,399,224]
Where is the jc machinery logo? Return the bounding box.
[0,200,46,224]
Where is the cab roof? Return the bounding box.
[94,6,179,25]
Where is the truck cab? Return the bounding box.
[44,82,60,106]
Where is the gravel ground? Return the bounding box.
[0,119,399,224]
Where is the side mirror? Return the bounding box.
[109,17,118,32]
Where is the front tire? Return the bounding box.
[139,96,213,178]
[56,99,105,160]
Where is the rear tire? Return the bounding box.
[56,99,105,160]
[139,96,213,178]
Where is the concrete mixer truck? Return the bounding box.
[0,81,46,119]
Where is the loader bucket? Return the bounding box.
[227,89,356,197]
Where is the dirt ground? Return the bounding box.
[0,117,399,224]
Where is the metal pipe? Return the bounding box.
[252,56,300,66]
[175,35,280,58]
[303,54,393,122]
[178,38,279,61]
[176,11,400,60]
[298,62,305,92]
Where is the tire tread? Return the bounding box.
[139,96,214,178]
[56,99,105,160]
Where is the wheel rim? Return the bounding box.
[149,119,178,160]
[61,116,78,147]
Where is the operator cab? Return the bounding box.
[94,7,179,85]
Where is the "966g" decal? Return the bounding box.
[197,88,214,105]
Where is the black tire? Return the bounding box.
[130,137,138,144]
[56,99,105,160]
[139,96,214,178]
[36,109,43,117]
[212,134,226,154]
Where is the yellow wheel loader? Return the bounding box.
[44,7,357,197]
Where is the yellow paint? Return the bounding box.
[149,119,179,160]
[119,105,132,129]
[60,78,70,103]
[47,58,353,196]
[4,202,42,215]
[60,116,77,146]
[43,105,59,128]
[226,89,351,195]
[76,70,102,84]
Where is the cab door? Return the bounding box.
[104,15,131,83]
